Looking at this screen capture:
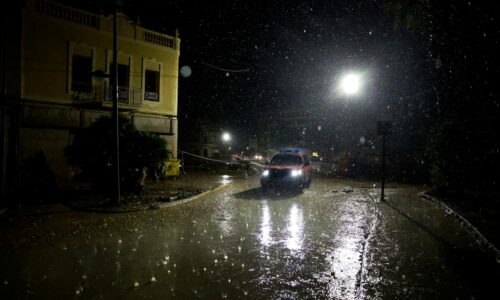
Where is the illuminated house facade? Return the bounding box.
[0,0,180,195]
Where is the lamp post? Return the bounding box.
[337,71,390,201]
[337,72,362,176]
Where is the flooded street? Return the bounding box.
[1,175,498,299]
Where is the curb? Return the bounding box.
[68,183,231,213]
[419,191,500,264]
[157,183,230,209]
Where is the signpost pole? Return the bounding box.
[381,132,386,201]
[377,121,392,202]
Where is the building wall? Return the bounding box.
[21,1,180,116]
[2,0,180,191]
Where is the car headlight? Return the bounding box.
[262,170,270,177]
[291,169,303,177]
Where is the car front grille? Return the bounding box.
[271,169,290,178]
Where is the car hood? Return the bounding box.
[266,165,302,170]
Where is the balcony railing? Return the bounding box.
[143,30,178,50]
[144,91,159,101]
[71,81,143,108]
[37,0,99,28]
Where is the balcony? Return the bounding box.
[33,0,180,52]
[144,91,159,101]
[71,81,143,109]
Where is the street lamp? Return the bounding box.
[340,73,361,95]
[222,132,231,142]
[334,72,363,176]
[337,70,390,200]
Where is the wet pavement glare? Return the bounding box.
[1,175,498,299]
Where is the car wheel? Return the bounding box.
[262,185,269,193]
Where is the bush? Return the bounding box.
[66,116,169,194]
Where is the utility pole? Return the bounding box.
[0,13,7,202]
[112,3,120,203]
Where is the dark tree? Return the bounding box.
[385,0,500,195]
[66,116,170,194]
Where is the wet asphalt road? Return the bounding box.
[1,175,498,299]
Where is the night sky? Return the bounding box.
[128,0,433,149]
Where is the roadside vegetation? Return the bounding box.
[65,115,169,194]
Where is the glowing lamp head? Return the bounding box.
[222,132,231,142]
[340,73,361,95]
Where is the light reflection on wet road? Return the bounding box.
[1,175,498,299]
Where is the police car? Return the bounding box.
[260,149,312,191]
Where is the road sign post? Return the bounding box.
[377,121,392,201]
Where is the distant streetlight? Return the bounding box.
[339,73,362,96]
[222,132,231,142]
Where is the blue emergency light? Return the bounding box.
[279,148,302,154]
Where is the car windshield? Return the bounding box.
[270,154,302,166]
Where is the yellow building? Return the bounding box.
[0,0,180,194]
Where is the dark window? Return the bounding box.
[110,63,130,102]
[144,70,160,101]
[270,154,303,166]
[110,63,130,88]
[71,55,91,92]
